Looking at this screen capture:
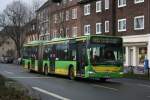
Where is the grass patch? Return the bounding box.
[0,75,38,100]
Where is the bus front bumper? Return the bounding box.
[85,71,124,79]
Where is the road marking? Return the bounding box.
[4,71,14,75]
[9,76,51,79]
[32,87,70,100]
[147,96,150,98]
[137,84,150,88]
[92,84,119,92]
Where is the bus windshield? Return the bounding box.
[89,44,123,66]
[22,46,38,59]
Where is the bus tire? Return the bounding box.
[44,65,48,75]
[68,66,75,80]
[28,63,31,72]
[28,63,30,71]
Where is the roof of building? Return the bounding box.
[36,0,50,12]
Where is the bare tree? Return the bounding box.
[0,1,31,57]
[29,0,43,19]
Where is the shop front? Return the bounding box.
[122,34,150,69]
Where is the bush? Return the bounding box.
[0,75,37,100]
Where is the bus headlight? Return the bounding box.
[88,71,96,74]
[119,72,124,75]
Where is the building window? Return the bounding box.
[118,0,126,8]
[66,10,69,21]
[53,14,57,23]
[63,0,67,4]
[60,28,63,35]
[72,27,78,37]
[66,28,69,37]
[96,23,102,34]
[32,25,35,30]
[84,25,91,35]
[105,0,109,10]
[134,16,144,30]
[46,35,49,40]
[134,0,144,4]
[6,41,10,45]
[53,30,57,38]
[96,1,102,13]
[105,21,109,33]
[60,12,64,22]
[138,47,147,65]
[57,3,60,6]
[72,8,77,19]
[84,4,90,16]
[118,19,126,32]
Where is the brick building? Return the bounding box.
[115,0,149,68]
[50,0,82,38]
[24,19,39,43]
[0,37,16,58]
[77,0,150,68]
[78,0,115,36]
[0,30,16,58]
[36,1,50,40]
[36,0,150,68]
[36,0,83,40]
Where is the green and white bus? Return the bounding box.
[23,35,124,80]
[22,40,43,72]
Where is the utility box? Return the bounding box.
[144,59,149,69]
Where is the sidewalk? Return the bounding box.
[124,66,150,80]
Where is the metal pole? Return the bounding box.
[148,68,150,79]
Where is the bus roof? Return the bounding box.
[23,35,122,46]
[23,40,45,47]
[44,35,122,45]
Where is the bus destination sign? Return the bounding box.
[90,36,122,44]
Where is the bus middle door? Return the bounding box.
[77,44,86,75]
[50,45,56,73]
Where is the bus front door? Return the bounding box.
[50,58,55,74]
[77,45,86,75]
[50,45,56,74]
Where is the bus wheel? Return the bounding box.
[69,67,75,80]
[44,65,48,75]
[99,78,107,82]
[28,63,31,72]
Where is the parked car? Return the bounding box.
[3,56,14,63]
[0,57,5,63]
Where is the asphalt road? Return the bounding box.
[0,63,150,100]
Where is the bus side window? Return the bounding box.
[72,50,76,60]
[55,44,59,60]
[104,50,115,60]
[68,43,76,61]
[51,45,56,59]
[56,44,68,61]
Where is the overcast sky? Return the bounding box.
[0,0,47,13]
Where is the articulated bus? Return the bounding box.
[22,35,124,81]
[22,40,43,72]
